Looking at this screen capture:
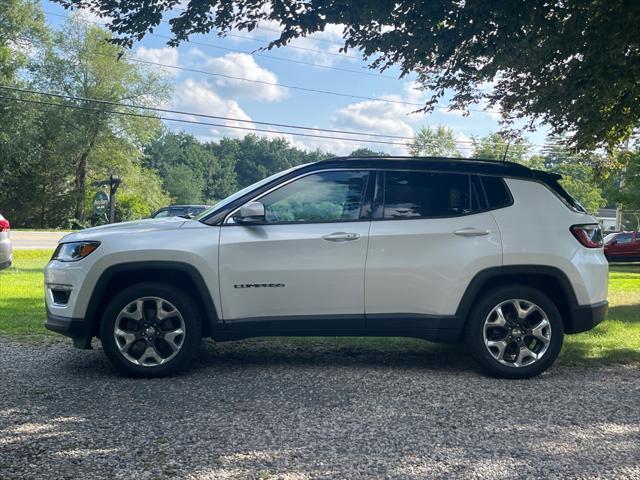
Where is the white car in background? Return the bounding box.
[0,213,12,270]
[44,157,609,379]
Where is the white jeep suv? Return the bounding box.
[44,157,608,378]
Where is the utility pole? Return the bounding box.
[108,174,121,224]
[616,138,630,231]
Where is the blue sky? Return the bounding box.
[42,1,549,156]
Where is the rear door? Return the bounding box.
[219,169,373,329]
[365,170,502,328]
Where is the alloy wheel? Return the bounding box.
[482,299,552,368]
[113,296,186,367]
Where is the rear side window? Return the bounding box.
[383,171,481,219]
[481,176,512,209]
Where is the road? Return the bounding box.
[0,338,638,479]
[10,231,67,250]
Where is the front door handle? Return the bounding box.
[322,232,361,242]
[454,227,490,237]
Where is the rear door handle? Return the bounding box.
[454,227,490,237]
[322,232,361,242]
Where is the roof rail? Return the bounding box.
[318,155,531,170]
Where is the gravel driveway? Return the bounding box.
[1,337,638,479]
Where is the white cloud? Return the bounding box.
[171,79,256,139]
[454,132,475,157]
[224,21,357,68]
[200,53,288,102]
[75,8,113,25]
[134,47,180,76]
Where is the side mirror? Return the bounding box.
[237,201,265,223]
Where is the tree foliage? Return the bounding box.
[0,0,46,82]
[0,6,171,227]
[408,126,460,157]
[55,0,640,150]
[472,133,530,163]
[349,147,388,157]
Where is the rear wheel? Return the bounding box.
[465,286,564,379]
[100,282,202,377]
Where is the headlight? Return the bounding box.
[51,241,101,262]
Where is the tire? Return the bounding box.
[100,282,202,377]
[465,285,564,379]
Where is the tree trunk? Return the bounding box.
[74,152,88,222]
[74,114,104,223]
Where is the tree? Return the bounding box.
[349,147,387,157]
[55,0,640,151]
[34,18,170,222]
[163,165,204,204]
[0,0,45,83]
[408,126,460,157]
[207,134,329,189]
[0,11,172,227]
[144,130,217,203]
[472,133,530,163]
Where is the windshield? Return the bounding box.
[193,164,310,221]
[604,233,617,244]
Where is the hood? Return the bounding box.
[60,217,188,243]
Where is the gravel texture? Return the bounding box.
[0,337,639,479]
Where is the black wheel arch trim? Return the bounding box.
[85,261,221,339]
[456,264,604,334]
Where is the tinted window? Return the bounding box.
[383,171,480,219]
[170,208,188,216]
[187,207,206,215]
[481,176,512,209]
[616,233,633,244]
[259,170,369,223]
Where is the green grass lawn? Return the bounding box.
[1,249,638,364]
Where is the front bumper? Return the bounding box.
[45,309,93,349]
[0,258,11,270]
[566,300,608,334]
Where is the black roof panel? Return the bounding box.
[312,156,545,179]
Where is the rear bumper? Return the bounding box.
[566,301,608,334]
[0,259,11,270]
[45,309,93,349]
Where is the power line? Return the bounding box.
[0,94,413,147]
[44,10,507,115]
[0,85,411,140]
[170,5,349,48]
[0,86,556,149]
[198,32,359,60]
[124,55,427,108]
[44,10,396,80]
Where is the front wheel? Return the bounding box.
[100,282,202,377]
[465,286,564,379]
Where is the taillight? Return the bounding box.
[570,224,603,248]
[0,218,9,232]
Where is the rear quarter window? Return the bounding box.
[480,176,512,209]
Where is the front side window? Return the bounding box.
[616,233,633,244]
[153,209,171,218]
[258,170,369,223]
[383,171,480,219]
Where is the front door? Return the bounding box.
[219,169,372,330]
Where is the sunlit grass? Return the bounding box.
[0,250,638,365]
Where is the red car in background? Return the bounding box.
[604,231,640,262]
[0,213,12,270]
